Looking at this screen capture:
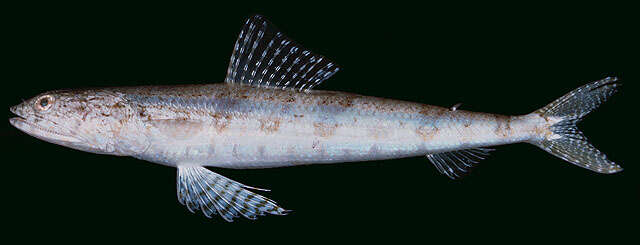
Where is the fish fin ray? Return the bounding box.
[426,148,493,179]
[225,15,339,91]
[532,77,622,173]
[177,166,287,221]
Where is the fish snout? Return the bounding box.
[10,104,18,115]
[9,103,30,119]
[9,104,27,128]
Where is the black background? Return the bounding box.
[3,2,636,242]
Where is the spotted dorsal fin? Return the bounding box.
[225,15,340,92]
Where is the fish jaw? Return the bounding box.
[9,115,82,145]
[9,103,82,145]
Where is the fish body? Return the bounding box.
[9,15,622,221]
[107,84,539,168]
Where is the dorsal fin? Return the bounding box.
[225,15,340,92]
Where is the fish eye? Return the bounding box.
[35,95,54,111]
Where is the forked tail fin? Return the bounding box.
[533,77,622,173]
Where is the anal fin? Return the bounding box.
[177,166,288,221]
[426,148,493,179]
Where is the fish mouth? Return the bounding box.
[9,109,81,143]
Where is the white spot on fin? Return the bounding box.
[225,15,340,92]
[177,166,288,221]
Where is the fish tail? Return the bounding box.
[531,77,622,173]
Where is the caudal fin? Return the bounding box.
[533,77,622,173]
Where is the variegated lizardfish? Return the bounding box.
[9,15,622,221]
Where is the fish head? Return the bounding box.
[9,89,138,155]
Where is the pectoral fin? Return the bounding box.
[177,166,288,221]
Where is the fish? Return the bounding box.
[9,15,622,221]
